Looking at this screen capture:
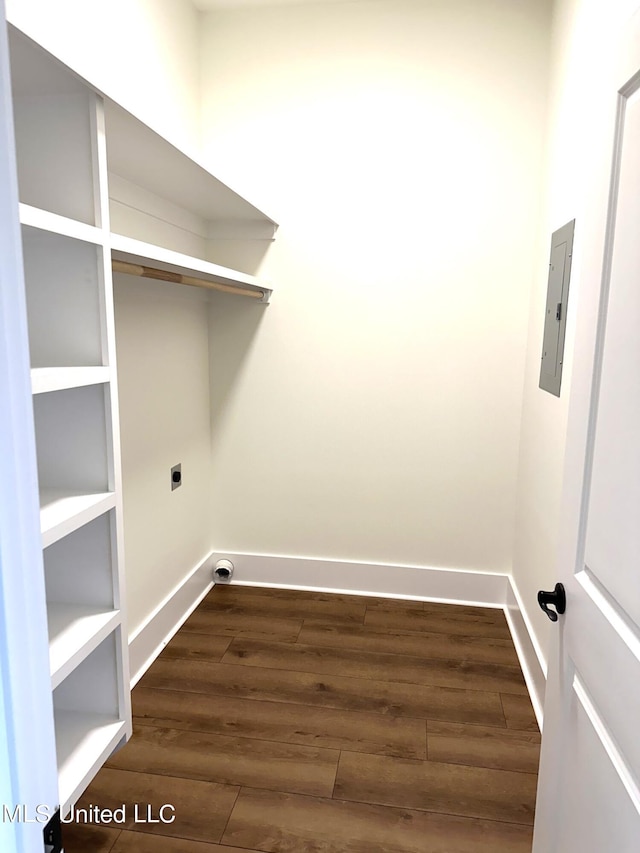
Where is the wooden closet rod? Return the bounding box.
[112,259,265,300]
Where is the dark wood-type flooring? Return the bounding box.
[65,585,541,852]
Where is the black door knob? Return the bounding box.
[537,583,566,622]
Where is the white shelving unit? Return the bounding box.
[6,21,279,816]
[8,28,130,816]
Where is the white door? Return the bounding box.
[532,9,640,853]
[0,4,59,852]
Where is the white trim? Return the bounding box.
[210,551,509,606]
[128,552,215,686]
[577,568,640,666]
[505,575,547,730]
[573,673,640,815]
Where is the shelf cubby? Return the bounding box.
[33,384,110,490]
[22,228,105,369]
[9,30,98,225]
[53,633,127,812]
[44,512,120,688]
[43,512,117,608]
[33,384,112,547]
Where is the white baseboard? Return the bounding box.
[128,551,214,687]
[505,576,547,729]
[210,551,509,606]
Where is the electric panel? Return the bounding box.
[540,219,575,396]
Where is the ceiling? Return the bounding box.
[193,0,363,9]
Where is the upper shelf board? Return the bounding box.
[104,101,278,229]
[111,233,272,301]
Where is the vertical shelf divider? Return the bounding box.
[92,93,132,731]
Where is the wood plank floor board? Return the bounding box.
[203,587,366,624]
[162,632,232,662]
[298,619,520,666]
[133,686,427,759]
[181,609,303,643]
[111,831,262,853]
[427,720,541,773]
[61,824,120,853]
[105,725,339,798]
[74,766,239,843]
[221,638,528,694]
[139,658,508,726]
[334,751,538,825]
[360,597,429,614]
[221,787,535,853]
[501,693,540,732]
[365,605,512,639]
[366,598,507,620]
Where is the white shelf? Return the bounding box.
[40,490,115,548]
[55,710,126,812]
[31,367,110,395]
[48,604,121,689]
[19,204,103,245]
[105,100,277,228]
[111,232,271,297]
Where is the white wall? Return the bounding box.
[201,0,551,577]
[5,0,201,153]
[512,0,640,673]
[114,277,212,634]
